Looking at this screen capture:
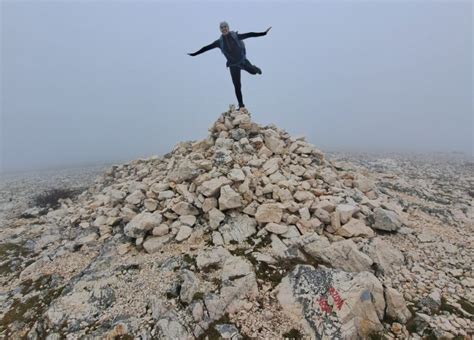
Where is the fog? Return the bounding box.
[1,0,472,173]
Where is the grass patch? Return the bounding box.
[0,275,64,337]
[0,242,32,276]
[282,328,303,339]
[458,298,474,314]
[33,188,82,209]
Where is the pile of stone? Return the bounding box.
[45,107,414,338]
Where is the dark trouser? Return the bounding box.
[229,59,260,108]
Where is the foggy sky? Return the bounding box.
[1,0,472,173]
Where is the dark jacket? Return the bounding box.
[189,31,267,67]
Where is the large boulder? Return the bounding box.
[277,265,385,339]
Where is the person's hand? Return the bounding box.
[265,26,272,33]
[187,53,195,56]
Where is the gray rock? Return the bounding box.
[228,169,245,182]
[360,238,404,275]
[125,190,145,205]
[215,324,243,339]
[336,218,375,238]
[209,208,225,229]
[314,239,374,273]
[157,315,190,339]
[336,204,358,224]
[196,247,232,270]
[180,270,200,304]
[372,208,401,232]
[255,203,283,224]
[143,235,172,253]
[124,212,163,238]
[171,202,199,216]
[176,225,193,242]
[265,223,289,235]
[167,159,200,183]
[198,177,233,197]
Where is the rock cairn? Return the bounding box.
[41,107,416,338]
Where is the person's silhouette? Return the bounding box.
[188,22,271,110]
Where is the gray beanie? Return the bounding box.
[219,21,229,28]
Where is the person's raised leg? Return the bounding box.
[230,66,245,108]
[242,59,262,75]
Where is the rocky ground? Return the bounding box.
[0,107,472,339]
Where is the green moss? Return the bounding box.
[0,275,64,337]
[282,328,303,339]
[192,292,204,301]
[182,254,196,265]
[0,242,32,276]
[458,298,474,314]
[201,263,220,274]
[368,332,383,340]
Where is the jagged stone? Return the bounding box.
[124,212,163,238]
[175,225,192,242]
[265,223,289,235]
[336,218,375,238]
[198,177,232,197]
[385,286,412,323]
[171,202,199,216]
[143,235,172,253]
[219,185,242,210]
[209,208,225,229]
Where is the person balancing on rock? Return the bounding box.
[188,21,271,111]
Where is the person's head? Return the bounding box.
[219,21,230,35]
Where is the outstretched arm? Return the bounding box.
[238,26,272,40]
[188,40,219,56]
